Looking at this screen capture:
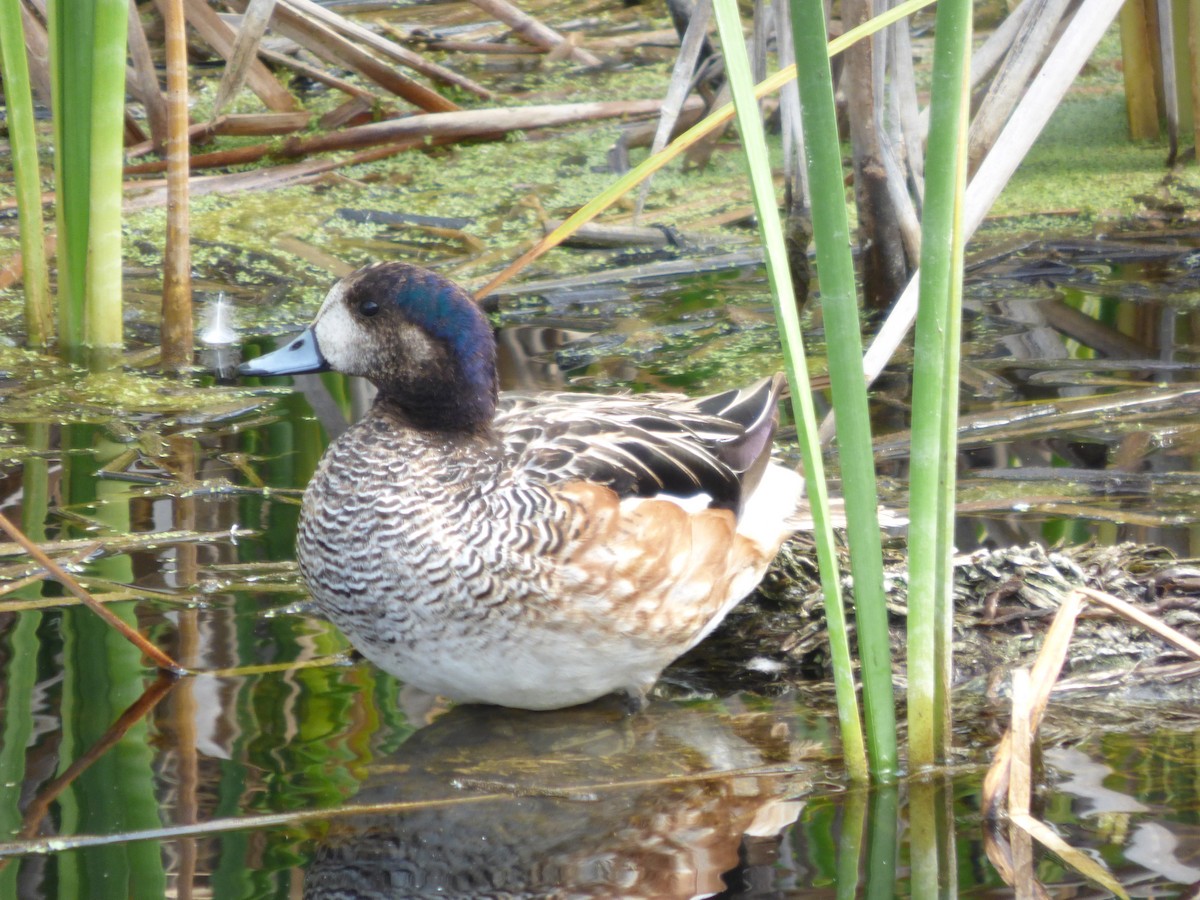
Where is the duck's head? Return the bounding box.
[240,262,497,430]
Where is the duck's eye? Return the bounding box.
[358,299,380,318]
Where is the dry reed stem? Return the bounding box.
[210,0,279,120]
[318,96,374,130]
[283,0,492,99]
[1007,669,1037,900]
[1010,813,1130,899]
[1006,668,1031,818]
[240,0,458,112]
[981,589,1083,818]
[127,0,170,147]
[175,0,298,112]
[467,0,602,66]
[967,0,1075,171]
[634,0,711,220]
[0,528,249,560]
[130,112,313,159]
[979,584,1176,899]
[161,0,195,369]
[122,139,435,211]
[257,45,377,100]
[212,112,313,135]
[0,542,103,599]
[125,140,286,175]
[285,97,696,156]
[1076,585,1200,660]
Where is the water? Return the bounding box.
[1,238,1199,896]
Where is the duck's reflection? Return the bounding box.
[304,699,817,899]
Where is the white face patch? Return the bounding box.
[312,281,370,376]
[310,277,442,380]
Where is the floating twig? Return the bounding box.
[543,219,691,249]
[123,140,437,210]
[0,528,257,560]
[239,0,459,112]
[285,96,701,156]
[283,0,492,100]
[0,541,103,599]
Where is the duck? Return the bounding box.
[239,261,806,711]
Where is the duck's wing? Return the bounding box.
[496,374,784,513]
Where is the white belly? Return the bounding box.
[348,619,672,710]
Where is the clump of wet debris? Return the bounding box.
[671,538,1200,706]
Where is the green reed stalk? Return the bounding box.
[84,0,128,351]
[789,0,897,781]
[48,0,127,357]
[906,0,972,769]
[0,0,52,347]
[711,0,868,782]
[48,0,90,352]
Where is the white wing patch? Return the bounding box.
[311,281,369,375]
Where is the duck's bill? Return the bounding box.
[239,328,330,377]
